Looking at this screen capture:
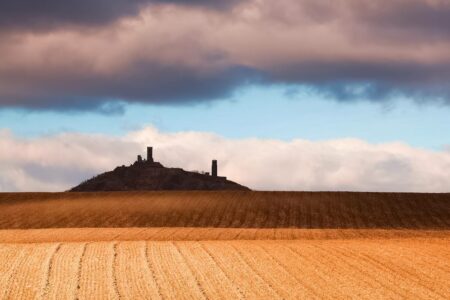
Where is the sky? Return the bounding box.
[1,0,449,192]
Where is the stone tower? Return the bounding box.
[147,147,153,162]
[212,160,217,177]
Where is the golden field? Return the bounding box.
[1,239,448,299]
[0,191,449,299]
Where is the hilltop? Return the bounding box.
[70,147,249,191]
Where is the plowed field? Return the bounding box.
[0,191,449,299]
[0,239,448,299]
[0,191,448,229]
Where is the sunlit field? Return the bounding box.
[0,191,448,299]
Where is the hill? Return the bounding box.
[70,147,249,191]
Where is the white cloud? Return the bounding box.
[0,126,449,192]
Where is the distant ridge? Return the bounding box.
[70,147,249,191]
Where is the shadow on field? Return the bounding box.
[0,191,449,230]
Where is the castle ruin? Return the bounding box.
[136,147,224,178]
[212,160,218,177]
[147,147,153,162]
[71,145,249,191]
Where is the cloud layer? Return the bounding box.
[1,0,450,110]
[0,0,240,30]
[1,126,449,192]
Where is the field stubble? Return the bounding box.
[0,191,448,299]
[0,239,448,299]
[0,191,448,229]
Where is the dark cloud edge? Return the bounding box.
[1,62,450,113]
[0,0,244,32]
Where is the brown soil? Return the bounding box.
[0,191,448,229]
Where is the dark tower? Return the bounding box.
[147,147,153,162]
[212,160,217,177]
[137,155,143,163]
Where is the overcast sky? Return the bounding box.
[1,0,449,192]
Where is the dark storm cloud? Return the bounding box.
[1,0,450,111]
[0,0,147,30]
[269,60,450,102]
[0,63,261,112]
[351,0,450,40]
[152,0,242,9]
[0,0,241,30]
